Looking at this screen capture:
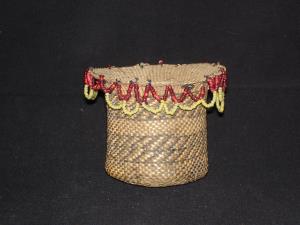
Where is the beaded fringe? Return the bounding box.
[83,63,227,116]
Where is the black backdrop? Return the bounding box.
[1,0,299,224]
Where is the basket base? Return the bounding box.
[105,156,208,187]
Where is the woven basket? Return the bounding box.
[83,62,227,187]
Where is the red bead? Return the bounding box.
[178,91,187,103]
[153,94,160,101]
[84,70,94,86]
[125,84,134,100]
[87,72,219,105]
[187,89,198,101]
[150,86,161,101]
[207,77,217,92]
[142,85,151,102]
[133,84,141,103]
[107,83,116,94]
[199,86,206,98]
[215,75,221,87]
[171,96,178,103]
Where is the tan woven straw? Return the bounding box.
[83,62,227,187]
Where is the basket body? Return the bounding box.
[83,62,227,187]
[105,104,208,187]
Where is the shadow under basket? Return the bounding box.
[83,62,227,187]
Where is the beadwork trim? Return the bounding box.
[83,68,227,116]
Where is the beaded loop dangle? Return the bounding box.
[83,66,227,116]
[84,84,98,100]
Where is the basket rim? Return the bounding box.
[83,62,228,115]
[89,62,226,87]
[90,61,221,69]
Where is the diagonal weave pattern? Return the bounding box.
[83,62,227,187]
[105,104,208,187]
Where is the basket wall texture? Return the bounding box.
[83,62,227,187]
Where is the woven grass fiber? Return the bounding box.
[86,63,226,187]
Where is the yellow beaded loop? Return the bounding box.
[141,102,164,114]
[105,93,124,110]
[201,91,217,108]
[103,89,225,116]
[179,100,202,111]
[164,102,179,115]
[84,84,98,100]
[83,68,227,116]
[84,86,226,116]
[122,102,140,116]
[216,88,225,113]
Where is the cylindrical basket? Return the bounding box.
[83,62,227,187]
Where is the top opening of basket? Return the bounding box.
[91,62,225,87]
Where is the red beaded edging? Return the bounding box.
[84,68,227,104]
